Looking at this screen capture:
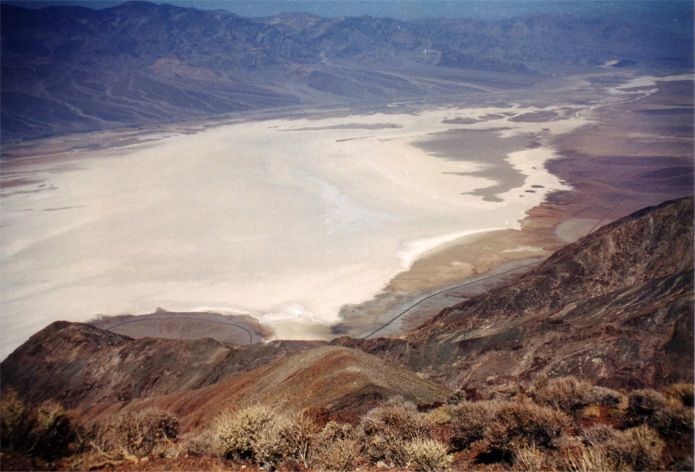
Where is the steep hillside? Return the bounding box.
[79,346,450,431]
[0,321,323,408]
[342,197,694,391]
[2,1,692,141]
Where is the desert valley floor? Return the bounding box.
[0,70,693,358]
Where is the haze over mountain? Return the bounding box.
[2,0,692,141]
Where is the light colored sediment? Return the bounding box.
[0,102,585,357]
[1,71,691,356]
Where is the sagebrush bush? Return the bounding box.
[360,402,431,467]
[0,389,33,452]
[529,376,594,420]
[32,400,76,460]
[450,401,495,449]
[624,389,694,438]
[664,383,694,407]
[254,412,315,467]
[589,385,625,408]
[485,399,571,453]
[212,405,316,467]
[311,423,361,472]
[113,408,179,458]
[0,391,76,460]
[451,398,570,460]
[602,425,664,471]
[212,404,275,460]
[404,438,451,471]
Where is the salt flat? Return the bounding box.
[0,104,591,357]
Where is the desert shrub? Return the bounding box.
[113,408,179,458]
[212,405,316,467]
[181,430,216,457]
[212,404,275,460]
[529,376,594,420]
[447,388,467,405]
[581,404,601,419]
[624,389,694,438]
[484,399,571,453]
[0,392,76,460]
[404,438,451,471]
[254,412,315,467]
[422,406,453,427]
[624,389,668,426]
[664,383,694,407]
[602,425,664,471]
[564,445,615,472]
[450,401,496,450]
[512,445,547,472]
[32,400,76,460]
[360,402,431,466]
[0,389,33,452]
[589,386,625,408]
[451,398,570,461]
[582,424,618,445]
[311,423,361,472]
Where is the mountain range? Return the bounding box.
[2,1,693,142]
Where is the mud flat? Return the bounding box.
[0,101,585,357]
[1,72,691,355]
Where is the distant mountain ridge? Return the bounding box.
[1,1,692,141]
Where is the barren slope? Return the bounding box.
[340,197,694,391]
[79,346,450,431]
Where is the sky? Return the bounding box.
[3,0,693,20]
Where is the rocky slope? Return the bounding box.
[79,346,449,431]
[2,1,692,141]
[341,197,694,391]
[0,322,323,409]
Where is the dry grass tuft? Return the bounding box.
[564,445,615,472]
[512,445,548,472]
[0,389,33,452]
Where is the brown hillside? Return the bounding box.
[0,322,322,408]
[340,197,694,391]
[78,345,450,432]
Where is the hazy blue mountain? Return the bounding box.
[1,1,692,141]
